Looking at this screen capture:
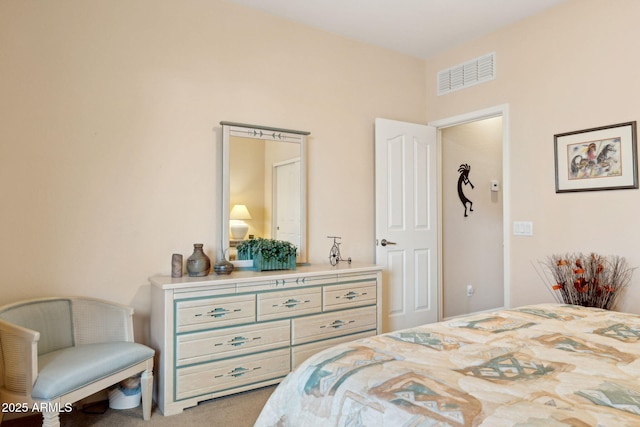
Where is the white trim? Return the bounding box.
[429,104,511,318]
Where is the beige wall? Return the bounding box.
[4,0,640,346]
[426,0,640,314]
[0,0,426,342]
[230,137,266,239]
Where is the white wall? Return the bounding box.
[425,0,640,314]
[0,0,426,342]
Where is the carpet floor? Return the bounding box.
[2,385,276,427]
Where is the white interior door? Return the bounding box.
[375,118,438,333]
[273,158,301,250]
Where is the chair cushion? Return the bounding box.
[32,342,154,400]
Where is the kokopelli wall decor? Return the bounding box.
[457,163,475,217]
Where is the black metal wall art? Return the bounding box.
[457,163,474,217]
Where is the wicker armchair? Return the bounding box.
[0,297,154,427]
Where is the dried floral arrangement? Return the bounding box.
[536,252,634,310]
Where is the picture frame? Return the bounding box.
[554,121,638,193]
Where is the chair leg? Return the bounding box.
[141,367,153,420]
[42,411,60,427]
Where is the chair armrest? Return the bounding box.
[0,318,39,396]
[71,298,135,345]
[0,318,40,341]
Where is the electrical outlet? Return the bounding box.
[466,285,474,297]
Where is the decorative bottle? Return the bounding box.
[186,244,211,277]
[213,248,234,275]
[171,253,183,278]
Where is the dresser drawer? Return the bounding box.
[323,280,377,311]
[257,288,322,321]
[292,330,376,368]
[292,306,377,345]
[176,294,255,333]
[176,319,290,366]
[175,348,290,400]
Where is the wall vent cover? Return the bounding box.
[437,52,495,96]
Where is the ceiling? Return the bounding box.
[225,0,566,59]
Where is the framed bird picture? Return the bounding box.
[554,121,638,193]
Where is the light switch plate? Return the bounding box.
[513,221,533,236]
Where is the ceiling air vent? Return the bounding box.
[437,52,495,96]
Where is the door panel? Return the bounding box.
[375,118,437,332]
[414,248,430,311]
[274,159,300,249]
[386,250,405,318]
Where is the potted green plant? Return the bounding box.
[235,239,257,261]
[238,237,297,271]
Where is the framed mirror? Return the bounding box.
[221,121,309,264]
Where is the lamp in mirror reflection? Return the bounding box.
[229,204,252,240]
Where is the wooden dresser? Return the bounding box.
[150,263,382,416]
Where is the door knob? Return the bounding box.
[380,239,397,246]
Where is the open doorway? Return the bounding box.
[441,117,503,317]
[430,105,509,320]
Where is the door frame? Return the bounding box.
[429,104,510,319]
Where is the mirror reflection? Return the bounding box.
[221,122,309,264]
[230,136,300,243]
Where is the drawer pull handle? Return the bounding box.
[321,319,356,329]
[273,298,310,309]
[229,367,248,377]
[214,335,262,348]
[229,336,249,347]
[195,307,241,318]
[338,291,367,300]
[223,366,261,378]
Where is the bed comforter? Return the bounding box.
[254,304,640,426]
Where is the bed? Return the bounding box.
[254,304,640,426]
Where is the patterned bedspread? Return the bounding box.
[254,304,640,426]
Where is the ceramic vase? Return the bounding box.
[186,244,211,277]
